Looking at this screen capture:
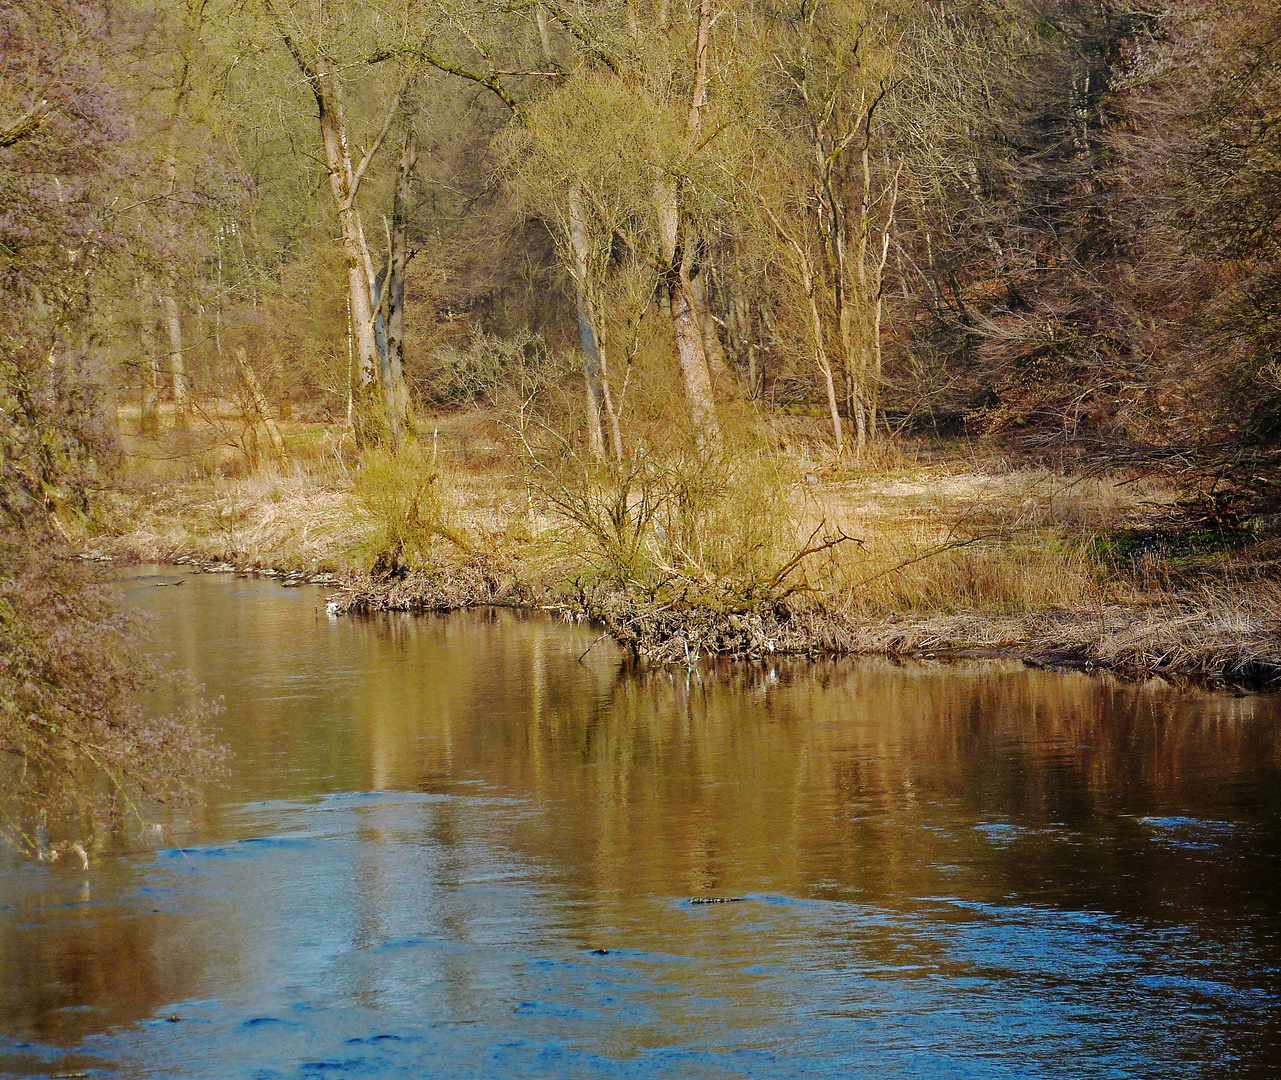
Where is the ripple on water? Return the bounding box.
[6,586,1280,1079]
[1137,816,1239,850]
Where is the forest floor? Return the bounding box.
[96,408,1281,690]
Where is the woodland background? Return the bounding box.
[7,0,1281,479]
[3,0,1281,841]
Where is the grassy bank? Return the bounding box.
[99,410,1281,690]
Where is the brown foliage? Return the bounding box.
[0,536,225,853]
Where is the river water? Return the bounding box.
[3,569,1281,1078]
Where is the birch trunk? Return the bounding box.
[568,185,610,460]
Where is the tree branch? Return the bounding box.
[539,0,621,74]
[347,70,411,207]
[0,100,48,148]
[416,47,527,122]
[261,0,319,86]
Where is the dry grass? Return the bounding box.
[103,413,1169,588]
[103,466,367,570]
[100,410,1279,685]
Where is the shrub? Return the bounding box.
[352,449,472,569]
[0,535,225,855]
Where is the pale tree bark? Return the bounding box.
[158,2,205,426]
[599,337,624,462]
[786,45,901,457]
[386,116,416,429]
[760,202,843,453]
[656,177,720,451]
[535,4,554,61]
[160,294,187,416]
[315,59,381,417]
[868,157,902,439]
[653,0,721,452]
[684,260,736,398]
[531,15,621,462]
[729,293,757,398]
[139,301,161,437]
[267,0,399,444]
[568,185,612,460]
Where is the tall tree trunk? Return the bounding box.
[160,293,187,422]
[759,202,842,452]
[653,0,722,453]
[234,347,288,466]
[268,0,393,442]
[853,143,875,455]
[837,302,867,454]
[369,264,399,447]
[535,14,617,461]
[656,177,720,451]
[159,1,203,429]
[730,294,757,398]
[670,275,719,448]
[314,66,379,411]
[599,339,624,462]
[568,185,610,460]
[685,263,736,399]
[867,159,902,443]
[798,250,842,454]
[139,299,160,437]
[386,117,416,430]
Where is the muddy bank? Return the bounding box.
[97,536,1280,691]
[327,562,1281,692]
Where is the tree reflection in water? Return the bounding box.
[2,573,1279,1078]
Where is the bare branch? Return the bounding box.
[347,70,412,207]
[0,100,48,148]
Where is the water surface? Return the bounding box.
[3,569,1281,1078]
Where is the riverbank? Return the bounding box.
[324,568,1281,688]
[95,417,1281,690]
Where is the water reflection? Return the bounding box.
[2,570,1280,1078]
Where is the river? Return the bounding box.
[2,568,1281,1078]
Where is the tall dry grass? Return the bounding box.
[107,410,1183,618]
[837,533,1103,615]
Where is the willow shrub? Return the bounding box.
[0,535,225,856]
[352,449,473,570]
[540,446,805,604]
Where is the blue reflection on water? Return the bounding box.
[3,577,1280,1079]
[1,790,1266,1079]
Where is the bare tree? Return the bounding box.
[262,0,410,444]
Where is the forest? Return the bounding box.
[3,0,1281,839]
